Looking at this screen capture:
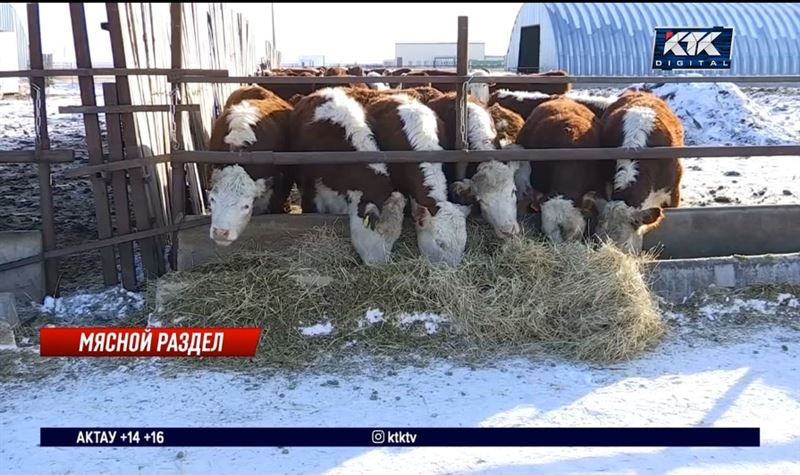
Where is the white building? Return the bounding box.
[394,42,486,68]
[0,3,28,96]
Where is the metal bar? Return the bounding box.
[168,75,800,85]
[170,2,186,272]
[0,150,75,163]
[106,2,165,279]
[0,68,229,78]
[103,83,138,290]
[70,2,119,287]
[61,144,800,178]
[58,104,201,114]
[454,15,469,181]
[0,217,212,274]
[27,3,59,297]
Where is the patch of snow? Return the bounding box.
[360,308,385,327]
[1,327,798,474]
[777,294,800,309]
[697,297,784,321]
[632,82,799,146]
[35,287,144,322]
[398,312,449,335]
[300,321,334,337]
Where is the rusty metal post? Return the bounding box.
[454,16,469,180]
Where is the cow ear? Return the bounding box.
[634,207,664,227]
[411,201,432,228]
[210,168,223,186]
[506,161,521,174]
[527,189,545,213]
[450,179,476,204]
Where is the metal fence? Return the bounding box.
[1,8,798,298]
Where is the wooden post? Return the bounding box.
[69,2,119,287]
[102,83,138,290]
[105,2,165,278]
[170,2,187,270]
[454,16,469,180]
[27,4,59,296]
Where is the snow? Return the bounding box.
[36,287,145,322]
[1,325,798,474]
[300,321,334,336]
[398,312,450,335]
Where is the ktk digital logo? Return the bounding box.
[652,27,734,70]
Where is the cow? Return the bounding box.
[586,90,684,253]
[489,70,571,96]
[488,89,616,121]
[365,94,471,265]
[289,87,407,265]
[515,96,613,244]
[424,92,523,239]
[206,86,294,246]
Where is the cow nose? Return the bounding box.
[212,227,230,240]
[498,222,521,239]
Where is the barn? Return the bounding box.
[0,3,27,96]
[504,2,800,75]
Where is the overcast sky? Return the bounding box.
[7,2,522,65]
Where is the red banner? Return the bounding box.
[39,327,261,357]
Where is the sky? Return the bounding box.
[6,2,523,66]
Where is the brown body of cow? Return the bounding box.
[586,90,685,253]
[515,96,613,243]
[206,86,294,245]
[490,70,571,96]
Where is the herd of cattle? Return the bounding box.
[206,67,684,266]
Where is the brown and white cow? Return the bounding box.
[489,89,616,121]
[206,86,294,246]
[588,90,684,253]
[424,92,523,238]
[366,94,471,265]
[289,87,407,265]
[515,96,614,243]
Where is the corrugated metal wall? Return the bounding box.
[505,3,800,75]
[0,2,29,69]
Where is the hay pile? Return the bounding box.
[152,224,665,366]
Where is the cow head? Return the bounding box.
[411,200,470,266]
[539,196,588,243]
[584,193,664,253]
[450,160,521,239]
[347,191,407,265]
[207,165,272,246]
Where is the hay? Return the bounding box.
[152,223,665,367]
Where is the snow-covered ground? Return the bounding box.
[1,318,798,474]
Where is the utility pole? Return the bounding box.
[271,3,277,66]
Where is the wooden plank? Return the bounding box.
[58,104,200,114]
[27,4,59,297]
[0,68,229,78]
[454,16,469,179]
[106,2,165,278]
[61,144,800,178]
[0,216,211,274]
[102,83,138,290]
[170,2,187,271]
[0,150,75,163]
[70,2,119,286]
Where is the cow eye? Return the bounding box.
[242,204,250,210]
[209,197,216,204]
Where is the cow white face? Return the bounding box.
[467,70,491,103]
[412,200,471,266]
[451,160,521,239]
[540,196,587,244]
[347,191,406,265]
[594,199,663,254]
[207,165,272,246]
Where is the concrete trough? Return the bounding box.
[0,231,44,304]
[176,205,800,303]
